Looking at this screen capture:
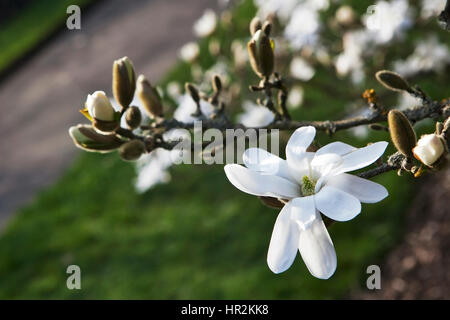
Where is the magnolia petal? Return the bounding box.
[290,196,317,230]
[314,185,361,221]
[224,164,300,198]
[267,201,299,274]
[243,148,294,182]
[335,142,388,174]
[298,215,337,279]
[326,173,388,203]
[316,141,356,157]
[311,153,343,178]
[286,126,316,168]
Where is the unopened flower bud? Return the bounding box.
[125,106,142,129]
[86,91,115,121]
[262,21,271,36]
[119,139,146,161]
[247,29,274,78]
[185,83,200,103]
[136,75,163,118]
[258,196,284,209]
[412,134,446,167]
[113,56,136,108]
[435,121,443,135]
[212,74,222,92]
[375,70,412,93]
[249,17,262,35]
[388,110,417,158]
[69,124,123,153]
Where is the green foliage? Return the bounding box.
[0,0,93,74]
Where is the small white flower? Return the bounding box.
[179,42,200,63]
[363,0,412,44]
[224,126,388,279]
[393,37,450,77]
[237,100,275,127]
[86,91,115,121]
[166,81,182,101]
[335,5,355,25]
[334,30,368,84]
[231,40,248,69]
[420,0,446,20]
[284,6,320,49]
[174,94,214,124]
[193,9,217,38]
[287,85,304,109]
[290,57,315,81]
[412,134,446,166]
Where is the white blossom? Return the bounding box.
[413,134,446,166]
[363,0,413,44]
[237,100,275,127]
[287,85,304,109]
[86,91,115,121]
[284,5,320,49]
[334,30,368,84]
[393,37,450,77]
[420,0,446,19]
[179,42,200,63]
[193,9,217,38]
[290,56,315,81]
[224,127,388,278]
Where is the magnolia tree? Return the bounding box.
[69,0,450,279]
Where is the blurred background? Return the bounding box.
[0,0,448,299]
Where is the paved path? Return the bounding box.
[0,0,216,229]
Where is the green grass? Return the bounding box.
[0,0,447,299]
[0,0,94,74]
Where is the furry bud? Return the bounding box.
[119,139,145,161]
[113,56,136,108]
[185,83,200,103]
[249,17,262,35]
[388,110,417,158]
[136,75,163,118]
[69,124,123,153]
[247,29,274,78]
[125,106,142,129]
[212,74,222,92]
[375,70,412,93]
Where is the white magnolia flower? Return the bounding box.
[287,85,304,109]
[237,100,275,127]
[334,30,369,84]
[254,0,300,22]
[363,0,412,44]
[284,5,320,49]
[193,9,217,38]
[224,126,388,279]
[420,0,446,20]
[86,91,115,121]
[174,94,214,123]
[290,57,315,81]
[335,5,355,26]
[179,42,200,63]
[393,37,450,77]
[412,134,446,166]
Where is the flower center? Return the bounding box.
[301,175,316,196]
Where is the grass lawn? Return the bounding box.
[0,0,94,75]
[0,0,447,299]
